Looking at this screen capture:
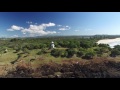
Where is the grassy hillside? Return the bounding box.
[0,36,120,78]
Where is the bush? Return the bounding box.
[110,49,120,57]
[22,48,30,54]
[77,51,84,57]
[51,49,62,57]
[82,51,95,59]
[37,51,42,55]
[66,48,77,58]
[61,50,68,57]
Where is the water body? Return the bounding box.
[97,38,120,48]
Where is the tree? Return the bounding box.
[51,49,62,57]
[68,42,77,48]
[37,51,42,55]
[98,44,110,48]
[114,45,120,50]
[80,41,92,49]
[41,48,47,54]
[14,47,21,53]
[77,51,84,57]
[39,44,47,49]
[60,50,68,57]
[82,50,95,59]
[94,47,109,56]
[83,52,95,59]
[66,48,77,57]
[110,49,120,57]
[22,48,30,54]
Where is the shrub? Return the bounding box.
[77,51,84,57]
[110,49,120,57]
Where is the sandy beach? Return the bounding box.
[97,38,120,44]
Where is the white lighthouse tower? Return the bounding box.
[51,41,55,49]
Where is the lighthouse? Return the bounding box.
[51,41,55,49]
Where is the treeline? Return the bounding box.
[8,38,98,49]
[50,43,111,59]
[1,36,120,59]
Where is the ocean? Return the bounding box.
[97,38,120,48]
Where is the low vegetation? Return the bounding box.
[0,35,120,78]
[5,58,120,78]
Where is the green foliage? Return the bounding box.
[110,49,120,57]
[61,50,68,57]
[14,47,21,53]
[51,49,62,57]
[37,51,42,55]
[22,48,30,54]
[83,51,95,59]
[98,44,110,48]
[68,42,78,48]
[80,41,92,49]
[37,48,47,55]
[77,51,84,57]
[110,45,120,57]
[66,48,77,57]
[41,48,47,54]
[94,47,109,56]
[114,45,120,50]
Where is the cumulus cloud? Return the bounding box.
[42,22,55,27]
[7,25,24,31]
[59,25,71,31]
[21,22,56,35]
[8,22,56,36]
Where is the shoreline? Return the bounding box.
[97,38,120,44]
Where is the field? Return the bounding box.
[0,35,120,78]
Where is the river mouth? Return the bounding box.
[97,38,120,48]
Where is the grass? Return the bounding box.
[0,50,18,64]
[1,48,120,77]
[0,48,84,67]
[0,47,117,73]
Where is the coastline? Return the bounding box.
[97,38,120,44]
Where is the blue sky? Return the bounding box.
[0,12,120,37]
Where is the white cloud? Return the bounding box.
[59,28,67,31]
[8,22,56,36]
[59,25,71,31]
[85,29,92,31]
[23,32,26,34]
[42,22,55,27]
[75,30,80,32]
[57,25,62,27]
[26,21,32,24]
[7,25,24,31]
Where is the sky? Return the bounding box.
[0,12,120,38]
